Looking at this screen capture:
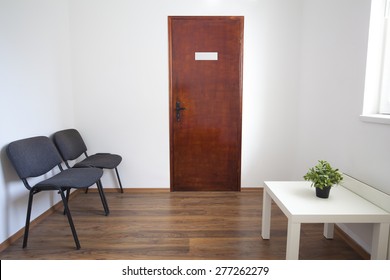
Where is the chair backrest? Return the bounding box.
[7,136,63,179]
[53,129,87,161]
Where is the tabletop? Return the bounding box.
[264,181,390,223]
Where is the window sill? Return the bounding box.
[360,114,390,125]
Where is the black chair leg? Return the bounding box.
[96,179,110,216]
[63,188,71,215]
[115,167,124,193]
[23,190,34,248]
[59,190,81,249]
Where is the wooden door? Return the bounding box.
[169,16,243,191]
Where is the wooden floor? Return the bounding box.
[0,189,364,260]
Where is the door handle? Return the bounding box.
[176,101,186,122]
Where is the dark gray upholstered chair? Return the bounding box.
[53,129,123,193]
[7,136,109,249]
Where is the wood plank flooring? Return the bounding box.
[0,189,364,260]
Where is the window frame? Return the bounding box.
[361,0,390,124]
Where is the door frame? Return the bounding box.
[168,16,244,191]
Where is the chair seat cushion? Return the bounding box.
[74,153,122,169]
[36,168,103,189]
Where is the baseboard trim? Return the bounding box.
[335,225,370,260]
[86,188,263,193]
[86,187,171,193]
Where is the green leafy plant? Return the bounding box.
[303,160,343,189]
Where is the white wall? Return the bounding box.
[68,0,303,188]
[294,0,390,253]
[0,0,74,244]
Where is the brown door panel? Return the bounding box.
[169,16,243,191]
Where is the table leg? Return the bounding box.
[323,223,334,239]
[388,232,390,260]
[261,188,271,239]
[286,220,301,260]
[371,223,390,260]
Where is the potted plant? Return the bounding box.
[303,160,343,198]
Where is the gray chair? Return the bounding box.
[6,136,109,249]
[53,129,123,193]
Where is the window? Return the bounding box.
[361,0,390,124]
[379,2,390,114]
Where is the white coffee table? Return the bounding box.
[261,181,390,260]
